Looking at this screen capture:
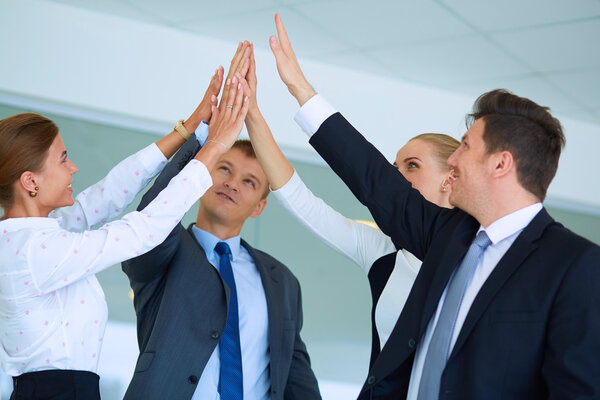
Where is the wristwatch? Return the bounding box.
[174,119,191,140]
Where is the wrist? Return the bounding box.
[292,83,317,107]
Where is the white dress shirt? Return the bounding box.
[292,95,544,396]
[0,143,213,376]
[274,171,421,348]
[190,227,271,400]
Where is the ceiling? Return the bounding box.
[43,0,600,124]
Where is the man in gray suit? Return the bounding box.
[121,130,321,399]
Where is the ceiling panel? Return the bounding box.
[367,35,530,86]
[43,0,166,24]
[126,0,280,23]
[438,0,600,32]
[441,75,579,116]
[315,49,396,78]
[491,19,600,72]
[178,9,349,58]
[292,0,474,48]
[547,68,600,109]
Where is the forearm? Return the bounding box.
[274,171,396,272]
[246,109,294,190]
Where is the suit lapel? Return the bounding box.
[241,240,283,390]
[418,225,478,334]
[449,208,553,359]
[369,218,479,381]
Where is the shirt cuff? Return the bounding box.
[194,121,209,146]
[142,143,168,171]
[293,94,337,138]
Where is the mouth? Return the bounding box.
[216,191,236,204]
[67,183,73,192]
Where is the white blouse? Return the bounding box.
[273,171,422,348]
[0,144,212,376]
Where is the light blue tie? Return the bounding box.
[215,242,243,400]
[417,231,492,400]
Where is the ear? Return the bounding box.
[249,198,267,218]
[440,170,455,192]
[19,171,38,193]
[491,150,514,178]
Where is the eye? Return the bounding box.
[407,161,419,169]
[244,179,255,187]
[219,166,230,173]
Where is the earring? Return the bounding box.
[29,186,39,197]
[441,186,447,192]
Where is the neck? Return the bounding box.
[474,188,540,228]
[195,212,243,241]
[2,202,48,219]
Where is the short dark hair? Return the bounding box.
[468,89,565,201]
[230,139,270,199]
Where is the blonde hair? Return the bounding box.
[409,133,459,171]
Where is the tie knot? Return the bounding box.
[215,241,231,257]
[474,231,492,250]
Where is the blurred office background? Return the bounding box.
[1,0,599,398]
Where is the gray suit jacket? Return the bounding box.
[121,136,321,400]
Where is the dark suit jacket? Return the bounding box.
[121,136,321,400]
[309,112,600,400]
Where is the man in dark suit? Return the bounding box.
[267,13,600,400]
[121,132,321,399]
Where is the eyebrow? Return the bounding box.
[403,157,422,163]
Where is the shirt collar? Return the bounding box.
[478,203,543,245]
[191,224,242,260]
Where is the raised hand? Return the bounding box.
[185,66,224,133]
[207,74,250,151]
[269,13,316,106]
[219,41,251,113]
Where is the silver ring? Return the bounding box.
[226,105,233,109]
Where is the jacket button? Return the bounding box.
[408,338,416,348]
[367,375,376,385]
[211,331,220,339]
[188,375,199,384]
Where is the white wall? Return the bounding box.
[1,0,599,212]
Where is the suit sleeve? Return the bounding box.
[543,245,600,399]
[122,135,202,283]
[284,280,322,400]
[308,112,449,260]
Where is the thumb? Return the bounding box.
[209,104,219,126]
[269,35,282,58]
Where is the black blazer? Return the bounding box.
[310,112,600,400]
[121,136,321,400]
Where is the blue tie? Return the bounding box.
[215,242,243,400]
[417,231,492,400]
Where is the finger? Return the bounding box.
[230,77,246,120]
[247,44,256,81]
[238,44,251,77]
[225,42,244,81]
[209,104,219,126]
[269,35,284,61]
[229,41,249,78]
[218,77,232,113]
[235,96,250,130]
[275,14,294,57]
[214,66,224,96]
[224,76,239,114]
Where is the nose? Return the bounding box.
[69,159,78,174]
[224,180,238,192]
